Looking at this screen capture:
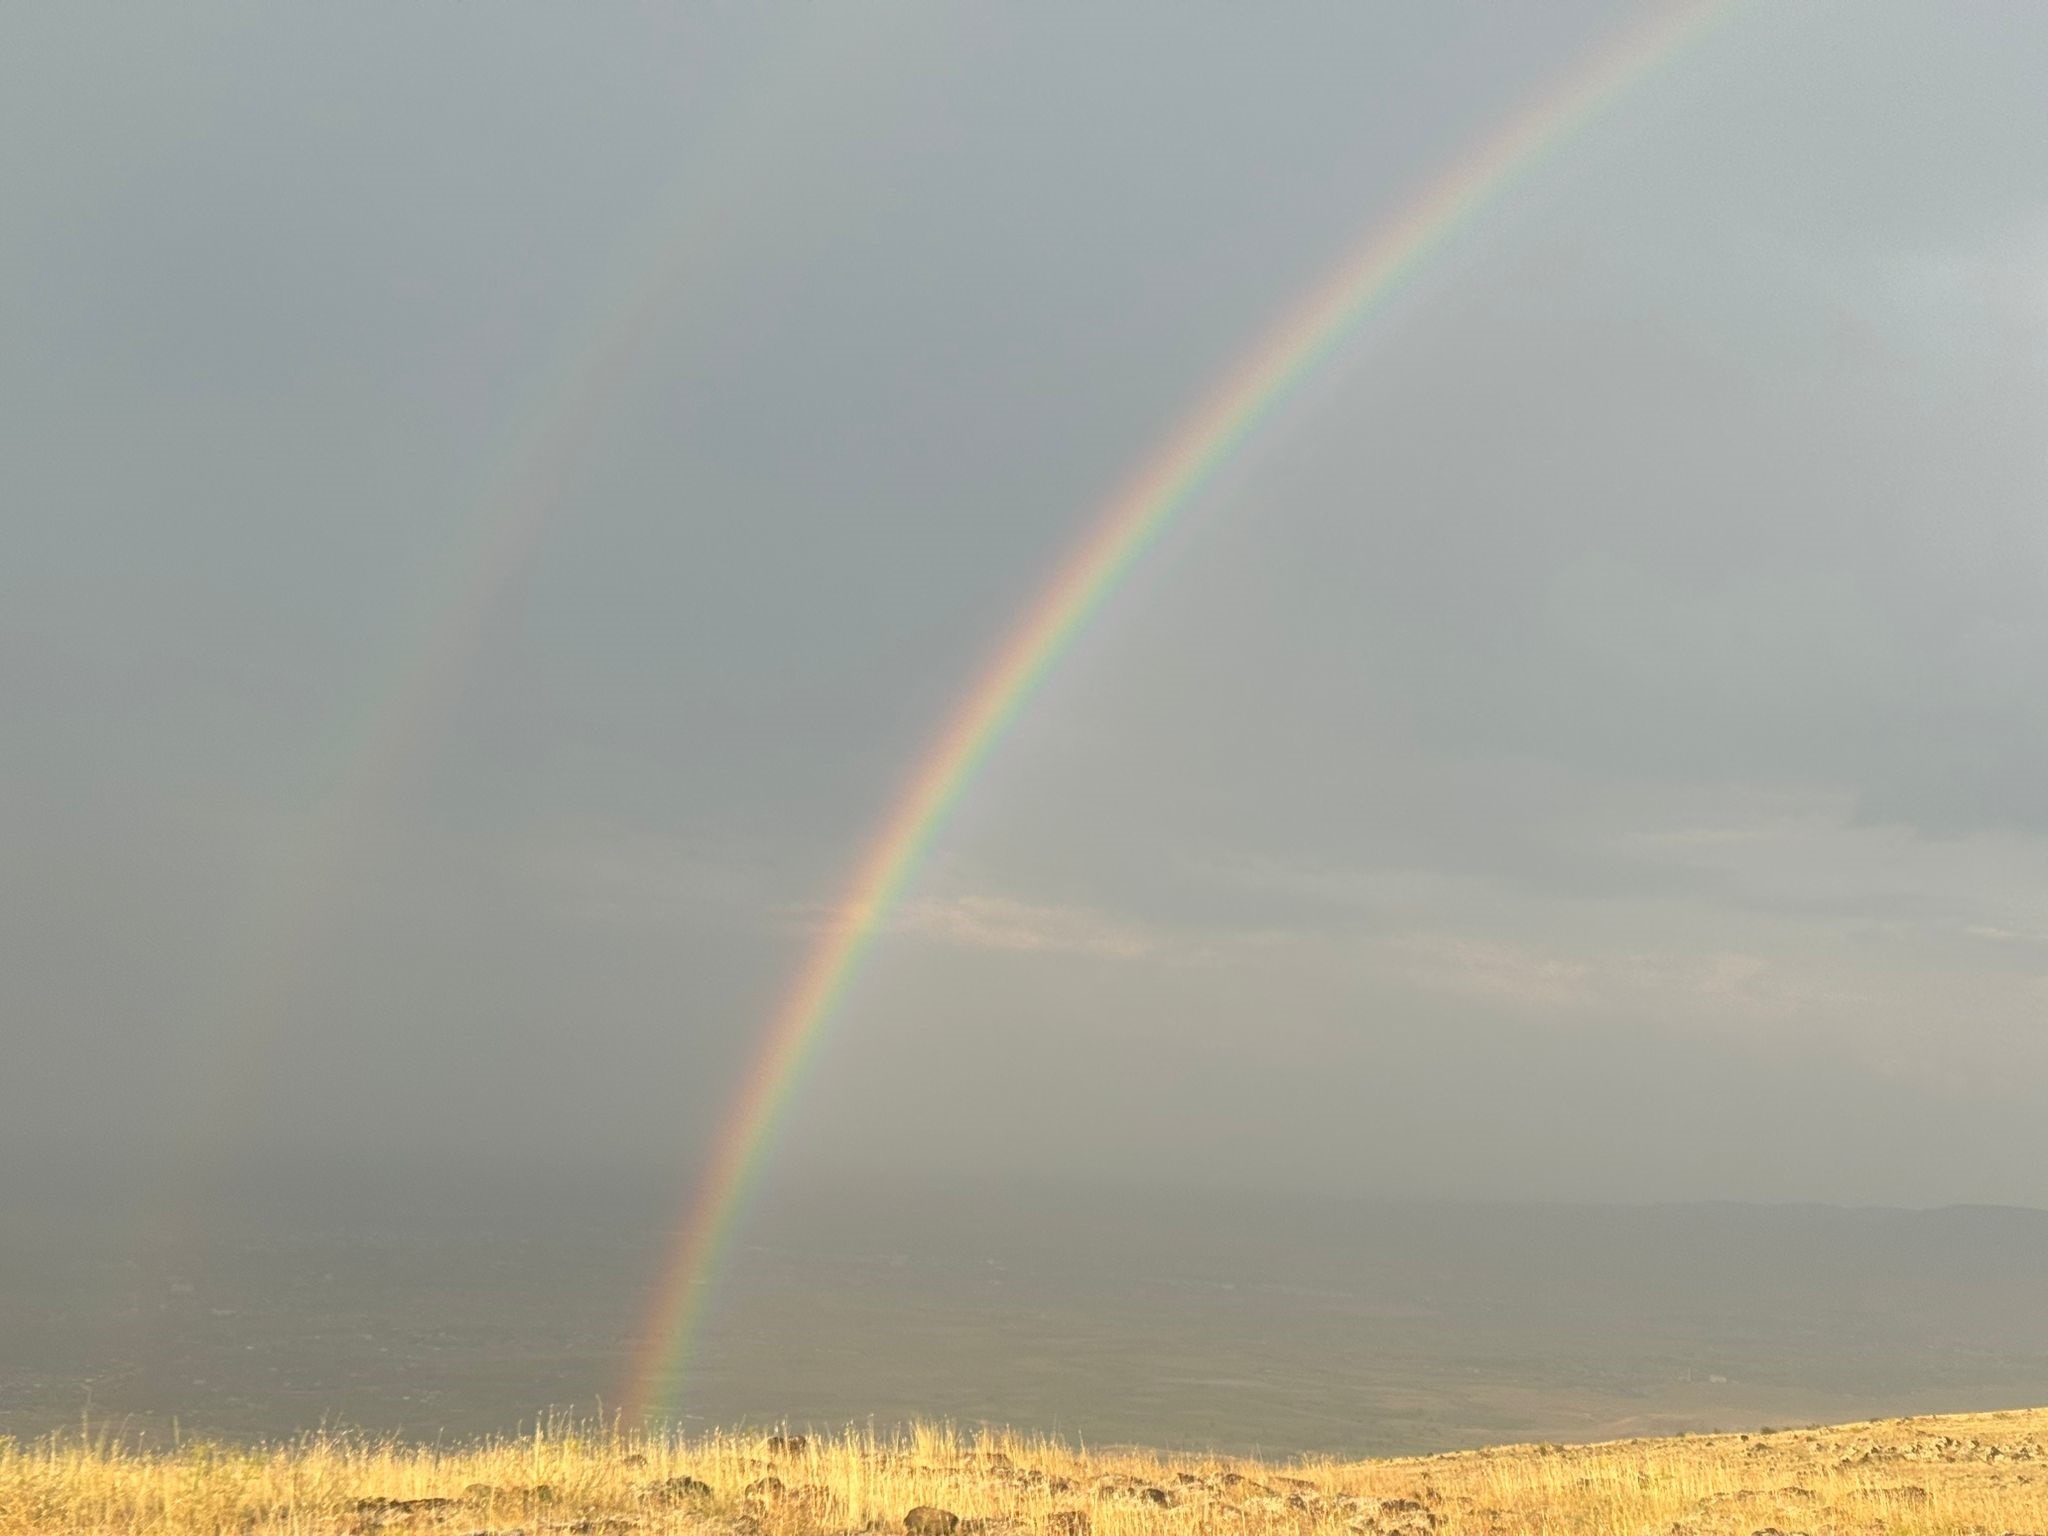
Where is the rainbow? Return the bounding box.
[625,0,1732,1421]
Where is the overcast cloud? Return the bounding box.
[4,2,2046,1210]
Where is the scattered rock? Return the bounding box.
[1101,1482,1170,1506]
[905,1506,960,1536]
[648,1476,714,1503]
[356,1497,460,1518]
[1383,1514,1436,1534]
[789,1485,843,1517]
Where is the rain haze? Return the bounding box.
[5,2,2048,1454]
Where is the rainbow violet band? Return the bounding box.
[625,0,1732,1423]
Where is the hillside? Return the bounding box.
[5,1408,2044,1535]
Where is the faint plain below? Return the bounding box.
[5,1165,2048,1457]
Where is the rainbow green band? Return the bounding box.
[625,0,1732,1422]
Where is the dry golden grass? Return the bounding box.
[3,1408,2043,1536]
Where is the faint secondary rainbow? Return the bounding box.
[147,9,870,1253]
[626,0,1733,1420]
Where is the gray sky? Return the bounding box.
[5,2,2046,1209]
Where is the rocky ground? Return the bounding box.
[2,1408,2044,1534]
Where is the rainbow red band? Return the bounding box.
[625,0,1733,1422]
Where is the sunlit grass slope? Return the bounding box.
[4,1408,2044,1535]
